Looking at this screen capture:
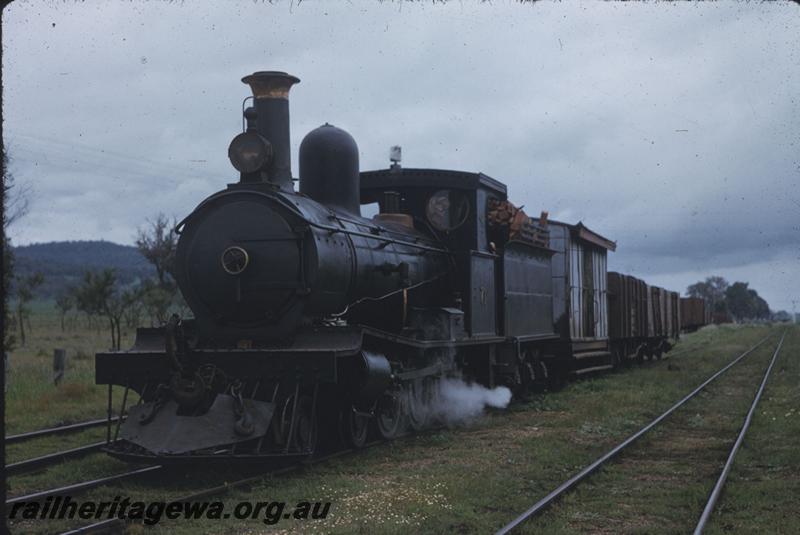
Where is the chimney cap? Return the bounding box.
[241,71,300,99]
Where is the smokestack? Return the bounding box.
[241,71,300,190]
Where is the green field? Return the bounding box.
[4,305,798,534]
[5,301,134,435]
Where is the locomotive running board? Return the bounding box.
[359,325,505,348]
[96,326,363,388]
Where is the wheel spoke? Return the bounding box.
[341,405,369,448]
[376,388,405,439]
[407,380,430,431]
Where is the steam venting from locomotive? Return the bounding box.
[432,379,512,425]
[394,376,513,427]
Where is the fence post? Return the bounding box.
[53,348,67,385]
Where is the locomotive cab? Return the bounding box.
[361,167,557,341]
[360,168,559,391]
[361,168,505,338]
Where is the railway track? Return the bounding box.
[5,417,122,445]
[5,442,107,476]
[5,416,126,475]
[693,330,787,534]
[8,438,387,534]
[10,417,425,533]
[57,446,363,535]
[7,465,163,507]
[495,331,785,534]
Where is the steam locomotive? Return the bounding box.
[96,71,699,463]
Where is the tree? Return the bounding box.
[123,291,145,328]
[135,213,186,327]
[687,276,730,313]
[725,282,753,321]
[772,310,792,322]
[135,214,178,289]
[54,291,74,331]
[3,148,31,228]
[724,282,771,322]
[113,288,143,347]
[139,278,175,326]
[2,217,14,352]
[687,276,772,323]
[15,273,44,345]
[74,269,140,350]
[751,293,770,320]
[3,147,32,352]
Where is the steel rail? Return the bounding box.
[5,417,122,444]
[494,333,774,535]
[5,442,106,476]
[693,330,787,534]
[6,465,162,506]
[58,445,373,535]
[26,416,422,533]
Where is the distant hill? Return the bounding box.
[11,240,155,299]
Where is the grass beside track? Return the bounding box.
[5,313,795,534]
[5,302,134,435]
[705,327,800,534]
[515,326,783,533]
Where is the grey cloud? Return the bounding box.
[3,1,798,310]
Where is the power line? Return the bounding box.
[6,132,229,185]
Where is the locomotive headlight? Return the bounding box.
[228,131,273,173]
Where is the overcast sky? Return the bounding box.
[3,1,798,312]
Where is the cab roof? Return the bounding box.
[533,217,617,251]
[360,167,507,198]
